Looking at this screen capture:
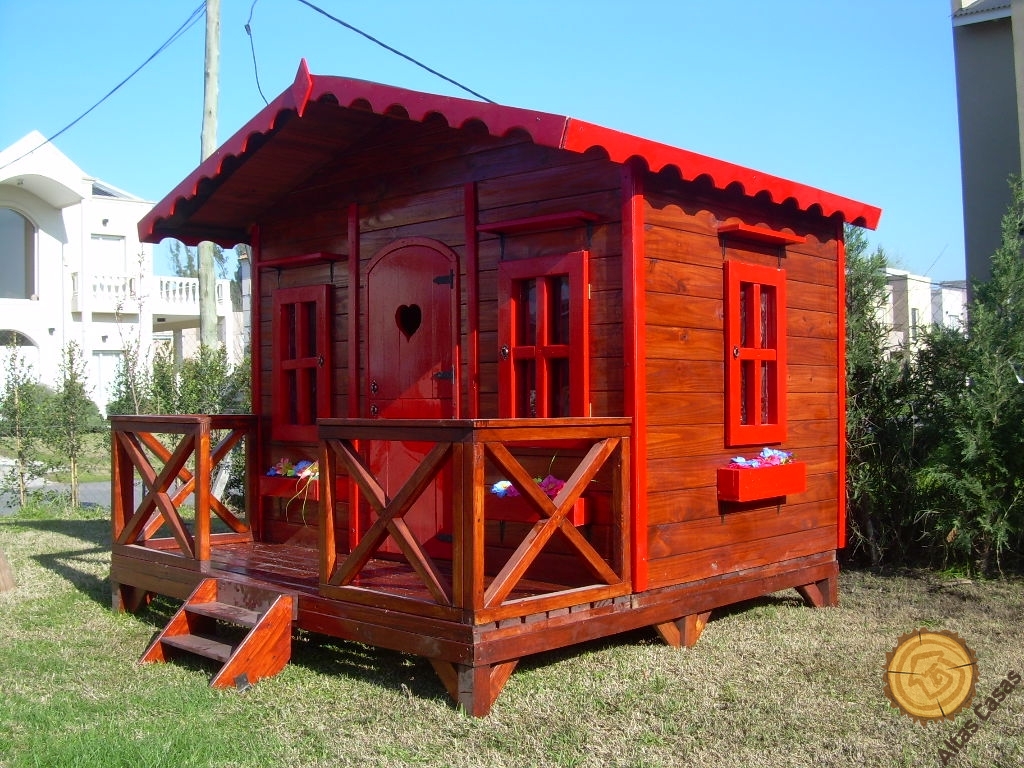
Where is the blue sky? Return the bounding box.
[1,1,966,281]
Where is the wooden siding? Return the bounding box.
[253,130,624,554]
[640,177,841,590]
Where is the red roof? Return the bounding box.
[139,60,881,246]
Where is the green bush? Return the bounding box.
[845,178,1024,575]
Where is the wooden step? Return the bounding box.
[185,600,261,627]
[161,633,235,663]
[140,577,294,689]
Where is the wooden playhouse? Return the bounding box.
[111,61,880,714]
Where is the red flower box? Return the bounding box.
[487,495,590,525]
[259,474,342,502]
[716,461,807,503]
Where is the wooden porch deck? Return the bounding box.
[108,414,837,714]
[207,540,579,605]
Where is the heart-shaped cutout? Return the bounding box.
[396,304,422,340]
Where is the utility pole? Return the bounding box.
[198,0,221,349]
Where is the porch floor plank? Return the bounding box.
[203,542,569,603]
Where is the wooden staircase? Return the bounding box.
[141,578,295,689]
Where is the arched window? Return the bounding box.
[0,208,36,299]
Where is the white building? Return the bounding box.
[0,132,237,413]
[881,268,967,351]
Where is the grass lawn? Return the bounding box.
[1,504,1022,768]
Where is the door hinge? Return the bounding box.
[433,270,454,287]
[432,369,454,381]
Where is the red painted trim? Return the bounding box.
[464,183,480,418]
[476,210,603,235]
[249,226,263,540]
[139,66,881,247]
[717,222,806,245]
[290,58,315,117]
[346,204,361,551]
[563,119,881,229]
[256,251,344,269]
[622,161,648,592]
[836,222,848,549]
[347,204,360,418]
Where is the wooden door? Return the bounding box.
[366,238,458,557]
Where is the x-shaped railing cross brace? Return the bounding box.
[483,437,623,608]
[324,438,453,606]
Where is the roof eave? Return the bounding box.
[139,62,882,245]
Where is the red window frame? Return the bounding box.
[724,260,787,446]
[271,284,332,442]
[498,251,589,418]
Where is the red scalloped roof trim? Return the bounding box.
[139,61,880,245]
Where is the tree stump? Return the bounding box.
[0,548,15,593]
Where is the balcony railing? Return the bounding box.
[71,272,229,315]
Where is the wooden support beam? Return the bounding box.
[796,574,838,608]
[111,581,150,613]
[0,548,15,593]
[655,610,712,648]
[428,659,520,717]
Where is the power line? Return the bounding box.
[292,0,495,103]
[245,0,269,106]
[0,2,206,175]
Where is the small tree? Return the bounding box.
[107,339,152,416]
[51,341,96,507]
[0,338,46,507]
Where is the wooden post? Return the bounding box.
[0,548,14,593]
[198,0,220,349]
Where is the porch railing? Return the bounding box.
[110,415,258,564]
[318,417,632,624]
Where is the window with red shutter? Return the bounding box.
[724,260,787,446]
[271,284,332,442]
[498,251,589,418]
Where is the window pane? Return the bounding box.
[308,368,317,423]
[285,304,297,359]
[549,275,570,344]
[305,300,317,357]
[739,283,748,347]
[286,371,298,423]
[0,208,34,299]
[739,360,750,425]
[761,360,770,424]
[549,358,571,417]
[516,360,537,417]
[760,287,769,348]
[519,279,537,345]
